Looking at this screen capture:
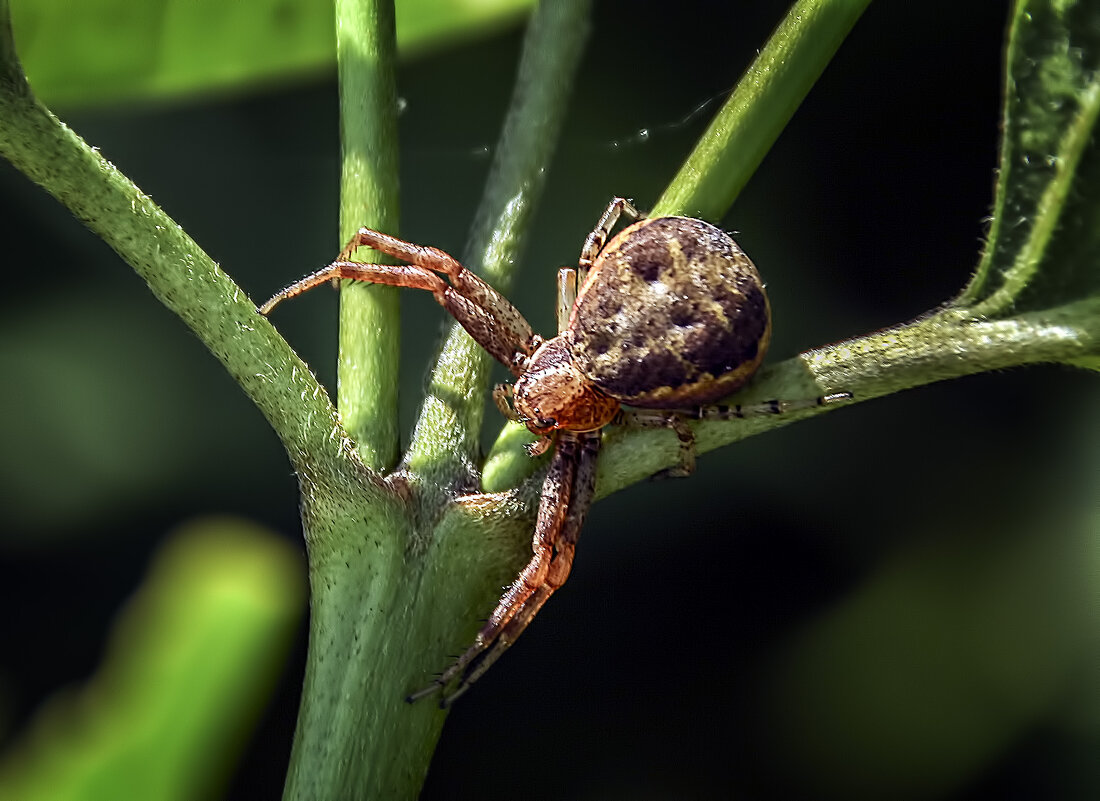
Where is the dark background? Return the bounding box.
[3,1,1098,799]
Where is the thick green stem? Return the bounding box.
[280,478,542,800]
[335,0,402,471]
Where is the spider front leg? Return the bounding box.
[622,392,853,477]
[493,384,553,456]
[260,227,540,376]
[408,429,601,707]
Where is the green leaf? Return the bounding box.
[962,0,1100,318]
[9,0,532,107]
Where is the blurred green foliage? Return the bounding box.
[0,518,305,801]
[9,0,532,107]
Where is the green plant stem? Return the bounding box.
[282,5,592,797]
[653,0,872,221]
[0,3,370,496]
[485,300,1100,492]
[607,299,1099,489]
[335,0,402,472]
[281,480,541,801]
[334,0,404,473]
[404,0,592,483]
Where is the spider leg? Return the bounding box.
[557,267,577,334]
[577,197,640,283]
[444,430,599,706]
[525,436,554,457]
[407,431,601,706]
[343,229,538,365]
[493,382,554,456]
[492,383,520,421]
[622,392,853,477]
[260,228,540,376]
[258,261,446,314]
[619,410,698,477]
[579,197,641,270]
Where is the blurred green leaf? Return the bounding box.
[962,0,1100,319]
[763,511,1095,799]
[9,0,532,107]
[758,381,1100,800]
[0,299,221,537]
[0,517,305,801]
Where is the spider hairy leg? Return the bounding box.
[257,261,445,315]
[492,382,554,456]
[446,433,598,703]
[259,228,542,376]
[340,228,538,371]
[578,196,640,282]
[492,383,520,421]
[557,267,577,334]
[407,431,601,707]
[526,436,554,457]
[622,392,853,477]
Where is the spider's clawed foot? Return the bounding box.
[405,641,502,708]
[405,678,450,707]
[405,679,473,709]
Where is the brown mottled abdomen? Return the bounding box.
[568,216,771,408]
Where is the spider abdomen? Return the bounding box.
[568,216,772,408]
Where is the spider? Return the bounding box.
[260,197,850,706]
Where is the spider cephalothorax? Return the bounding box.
[506,334,620,436]
[261,197,848,705]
